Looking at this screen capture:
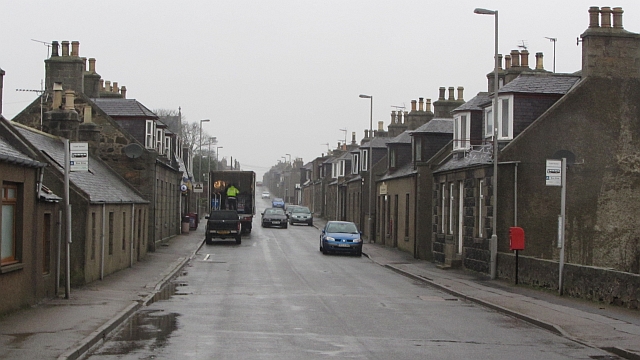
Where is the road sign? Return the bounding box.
[193,182,204,193]
[546,159,562,186]
[69,142,88,172]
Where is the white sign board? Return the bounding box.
[193,182,204,193]
[69,142,89,172]
[546,159,562,186]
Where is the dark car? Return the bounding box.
[204,210,241,244]
[271,198,285,208]
[289,206,313,226]
[319,221,362,256]
[285,204,301,217]
[261,207,288,228]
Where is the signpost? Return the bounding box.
[69,142,88,172]
[193,182,204,193]
[546,158,566,295]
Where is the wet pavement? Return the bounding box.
[0,217,638,359]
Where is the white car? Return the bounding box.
[261,191,270,199]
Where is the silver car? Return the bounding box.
[289,206,313,226]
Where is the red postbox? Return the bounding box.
[509,227,525,251]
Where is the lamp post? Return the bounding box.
[216,146,223,170]
[286,153,291,204]
[199,119,210,218]
[207,137,216,213]
[474,7,498,279]
[359,94,373,243]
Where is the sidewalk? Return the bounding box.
[0,226,205,360]
[1,218,639,360]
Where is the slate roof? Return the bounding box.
[453,92,491,112]
[0,133,45,168]
[411,119,453,134]
[91,98,158,118]
[388,130,412,144]
[337,151,351,160]
[360,136,392,149]
[434,145,493,173]
[498,74,580,95]
[14,124,148,204]
[379,162,416,181]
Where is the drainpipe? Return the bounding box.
[101,203,105,280]
[130,204,135,267]
[514,163,518,226]
[56,210,62,295]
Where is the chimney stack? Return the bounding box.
[612,7,623,29]
[535,52,544,70]
[61,41,70,57]
[600,7,612,28]
[71,41,79,57]
[418,97,424,111]
[411,99,417,112]
[520,50,530,68]
[510,50,520,67]
[448,87,455,100]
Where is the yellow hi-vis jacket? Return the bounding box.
[227,186,239,197]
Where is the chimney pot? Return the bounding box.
[510,50,520,67]
[457,87,464,101]
[425,99,432,113]
[398,111,404,123]
[448,87,454,100]
[51,41,59,57]
[64,90,75,110]
[438,87,445,100]
[411,100,417,111]
[535,52,544,70]
[99,79,104,91]
[378,121,383,131]
[600,7,612,28]
[418,97,424,111]
[520,50,530,68]
[505,54,512,69]
[351,131,356,143]
[71,41,79,57]
[105,80,111,92]
[391,110,396,124]
[612,7,623,29]
[120,86,127,98]
[88,58,96,73]
[589,6,600,28]
[365,129,369,138]
[53,82,63,109]
[83,105,92,123]
[61,41,70,57]
[113,82,119,93]
[498,54,503,69]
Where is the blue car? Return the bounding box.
[272,198,285,208]
[319,221,362,256]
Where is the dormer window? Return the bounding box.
[484,95,514,140]
[164,135,171,157]
[361,148,369,171]
[389,148,396,168]
[145,120,156,149]
[453,112,470,151]
[351,153,360,174]
[156,128,164,154]
[414,137,422,162]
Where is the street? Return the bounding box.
[86,200,617,360]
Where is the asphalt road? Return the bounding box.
[86,199,617,360]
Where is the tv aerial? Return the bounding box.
[517,40,528,51]
[391,104,406,111]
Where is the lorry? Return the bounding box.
[209,170,256,233]
[204,210,242,244]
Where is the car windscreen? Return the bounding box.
[292,207,310,213]
[326,222,358,233]
[265,209,285,215]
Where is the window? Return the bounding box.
[338,160,345,177]
[43,213,51,274]
[164,136,171,156]
[362,149,369,171]
[1,183,18,265]
[453,113,470,150]
[390,148,396,168]
[449,183,454,234]
[414,137,422,162]
[156,128,164,154]
[441,183,446,233]
[351,153,360,174]
[484,107,493,138]
[478,180,484,238]
[145,120,156,149]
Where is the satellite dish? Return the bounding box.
[551,150,576,165]
[123,143,143,159]
[180,184,187,192]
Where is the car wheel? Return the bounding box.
[308,221,313,226]
[205,237,212,245]
[355,250,362,257]
[320,241,328,254]
[283,223,288,229]
[235,235,241,244]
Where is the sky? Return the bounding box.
[2,1,640,179]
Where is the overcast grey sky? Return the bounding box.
[2,1,639,178]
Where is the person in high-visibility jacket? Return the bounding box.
[226,184,240,210]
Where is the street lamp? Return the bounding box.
[216,146,223,170]
[474,7,498,279]
[286,153,292,204]
[199,119,210,218]
[359,94,373,243]
[207,137,216,213]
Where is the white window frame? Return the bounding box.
[332,162,338,178]
[361,149,369,171]
[484,107,493,138]
[145,120,156,149]
[338,160,345,177]
[389,148,396,168]
[414,137,422,162]
[164,135,171,157]
[1,183,18,265]
[441,183,446,234]
[156,128,164,154]
[351,153,360,174]
[483,95,514,140]
[453,112,471,151]
[458,181,464,254]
